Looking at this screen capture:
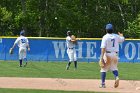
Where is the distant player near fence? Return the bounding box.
[66,31,78,70]
[10,30,30,67]
[99,23,125,88]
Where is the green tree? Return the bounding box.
[0,7,13,35]
[124,14,140,38]
[0,0,140,38]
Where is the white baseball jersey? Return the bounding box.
[14,36,29,49]
[66,36,75,48]
[66,36,77,62]
[100,33,125,72]
[101,33,124,52]
[14,35,29,60]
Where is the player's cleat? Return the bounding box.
[19,65,22,67]
[99,84,106,88]
[114,77,119,88]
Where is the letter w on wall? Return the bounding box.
[52,41,67,58]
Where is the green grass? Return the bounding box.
[0,88,104,93]
[0,61,139,80]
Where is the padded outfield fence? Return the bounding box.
[0,37,140,62]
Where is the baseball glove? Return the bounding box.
[9,48,13,54]
[71,35,77,44]
[99,58,105,68]
[71,35,76,40]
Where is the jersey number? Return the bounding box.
[21,39,26,43]
[111,39,115,47]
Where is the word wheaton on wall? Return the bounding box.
[0,37,139,62]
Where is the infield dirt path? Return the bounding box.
[0,77,140,93]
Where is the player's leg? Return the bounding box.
[100,71,106,88]
[23,49,28,67]
[74,61,77,69]
[111,53,119,75]
[113,70,119,88]
[99,54,110,88]
[66,49,73,70]
[74,50,77,69]
[24,58,27,67]
[112,70,119,79]
[100,67,108,88]
[110,53,119,88]
[112,68,119,88]
[19,48,23,67]
[19,59,22,67]
[100,66,108,88]
[66,61,71,70]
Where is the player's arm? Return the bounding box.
[70,39,76,42]
[100,48,106,64]
[11,44,16,50]
[70,35,77,45]
[99,48,106,68]
[10,43,16,54]
[118,32,125,43]
[100,37,106,53]
[70,35,76,42]
[101,48,105,60]
[99,37,106,67]
[26,39,30,51]
[27,43,30,51]
[67,36,75,42]
[11,38,19,50]
[9,38,18,54]
[71,39,77,45]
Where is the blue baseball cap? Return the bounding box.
[106,24,113,30]
[20,30,25,36]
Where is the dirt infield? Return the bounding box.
[0,77,140,93]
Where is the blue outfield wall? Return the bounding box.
[0,37,140,62]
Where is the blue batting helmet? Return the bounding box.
[106,24,113,30]
[20,30,25,36]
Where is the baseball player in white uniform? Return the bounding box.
[66,31,77,70]
[11,30,30,67]
[99,24,125,88]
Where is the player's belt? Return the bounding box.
[69,48,74,49]
[106,51,111,53]
[106,51,118,53]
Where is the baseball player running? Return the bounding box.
[66,31,77,70]
[99,24,125,88]
[10,30,30,67]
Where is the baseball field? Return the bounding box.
[0,61,140,93]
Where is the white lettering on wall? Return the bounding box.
[52,40,140,62]
[124,42,136,60]
[52,41,66,58]
[137,43,140,60]
[86,42,96,59]
[76,42,83,58]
